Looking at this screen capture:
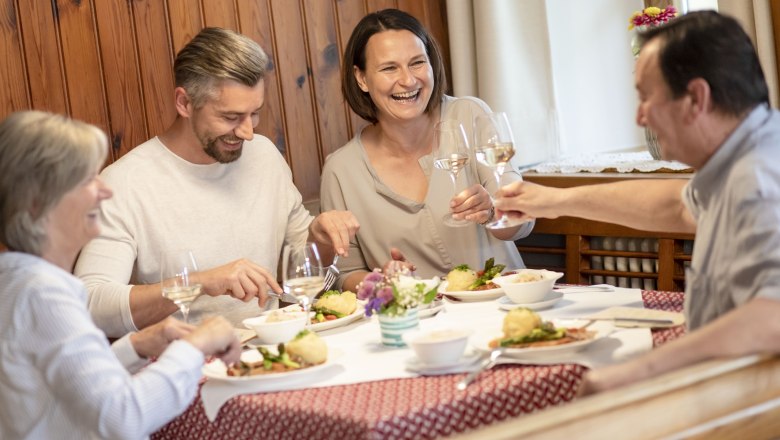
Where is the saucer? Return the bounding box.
[405,351,481,375]
[496,290,564,311]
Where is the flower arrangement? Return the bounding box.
[629,6,678,57]
[357,268,440,317]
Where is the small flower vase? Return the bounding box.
[644,127,662,160]
[377,307,419,347]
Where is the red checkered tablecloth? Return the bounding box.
[153,290,685,440]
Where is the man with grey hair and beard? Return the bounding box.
[75,27,359,337]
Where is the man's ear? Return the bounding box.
[353,66,369,93]
[685,78,711,121]
[174,87,193,118]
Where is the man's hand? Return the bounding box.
[184,316,241,365]
[450,184,494,224]
[309,210,360,256]
[381,248,416,275]
[192,259,281,307]
[493,181,564,223]
[130,317,195,358]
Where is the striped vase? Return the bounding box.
[377,308,419,347]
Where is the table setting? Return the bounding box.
[154,261,687,440]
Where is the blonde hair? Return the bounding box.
[0,111,107,255]
[174,27,269,108]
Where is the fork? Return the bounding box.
[322,255,340,292]
[456,347,504,391]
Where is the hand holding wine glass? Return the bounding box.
[160,250,202,323]
[433,120,472,227]
[474,112,523,229]
[282,242,325,329]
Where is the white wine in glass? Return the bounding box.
[433,120,472,227]
[161,250,201,323]
[282,243,325,329]
[474,112,522,230]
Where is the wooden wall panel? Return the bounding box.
[0,0,30,115]
[303,0,350,160]
[16,1,66,113]
[269,0,320,201]
[55,0,109,133]
[202,0,237,30]
[0,0,449,205]
[167,0,203,55]
[132,0,177,141]
[94,0,147,162]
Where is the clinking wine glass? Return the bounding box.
[433,120,472,228]
[282,242,325,329]
[474,112,523,229]
[160,250,202,323]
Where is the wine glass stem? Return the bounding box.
[180,306,190,324]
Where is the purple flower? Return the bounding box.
[365,270,383,283]
[377,286,393,303]
[357,280,375,300]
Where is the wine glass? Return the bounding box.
[433,120,472,227]
[282,242,325,329]
[160,250,201,323]
[474,112,523,229]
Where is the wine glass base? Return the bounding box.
[442,214,471,228]
[485,216,524,230]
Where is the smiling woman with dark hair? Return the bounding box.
[322,9,534,292]
[0,111,241,439]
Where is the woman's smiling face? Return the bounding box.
[354,29,434,124]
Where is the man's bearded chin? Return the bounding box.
[203,136,243,163]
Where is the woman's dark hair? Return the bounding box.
[639,11,768,116]
[341,9,447,124]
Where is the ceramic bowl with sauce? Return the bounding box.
[492,269,564,304]
[242,311,308,344]
[402,327,473,367]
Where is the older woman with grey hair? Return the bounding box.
[0,111,241,439]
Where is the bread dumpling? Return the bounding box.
[313,290,357,317]
[285,330,327,365]
[446,265,477,291]
[502,308,542,339]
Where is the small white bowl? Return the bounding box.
[402,327,473,367]
[242,312,307,344]
[492,269,564,304]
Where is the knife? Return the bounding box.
[267,291,301,304]
[560,316,675,325]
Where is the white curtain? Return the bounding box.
[446,0,646,167]
[717,0,779,107]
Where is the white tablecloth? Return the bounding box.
[202,288,652,420]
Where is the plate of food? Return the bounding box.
[263,290,366,332]
[439,258,510,302]
[473,308,613,357]
[203,330,337,384]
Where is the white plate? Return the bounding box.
[203,348,339,385]
[405,351,481,375]
[263,302,366,332]
[473,320,614,358]
[418,299,445,318]
[496,291,564,311]
[438,281,504,302]
[309,307,366,331]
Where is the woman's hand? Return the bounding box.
[184,316,242,365]
[130,317,195,358]
[450,184,494,224]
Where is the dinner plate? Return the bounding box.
[263,302,366,332]
[405,351,481,375]
[496,291,564,311]
[418,299,445,318]
[473,320,614,358]
[438,281,504,302]
[202,347,340,385]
